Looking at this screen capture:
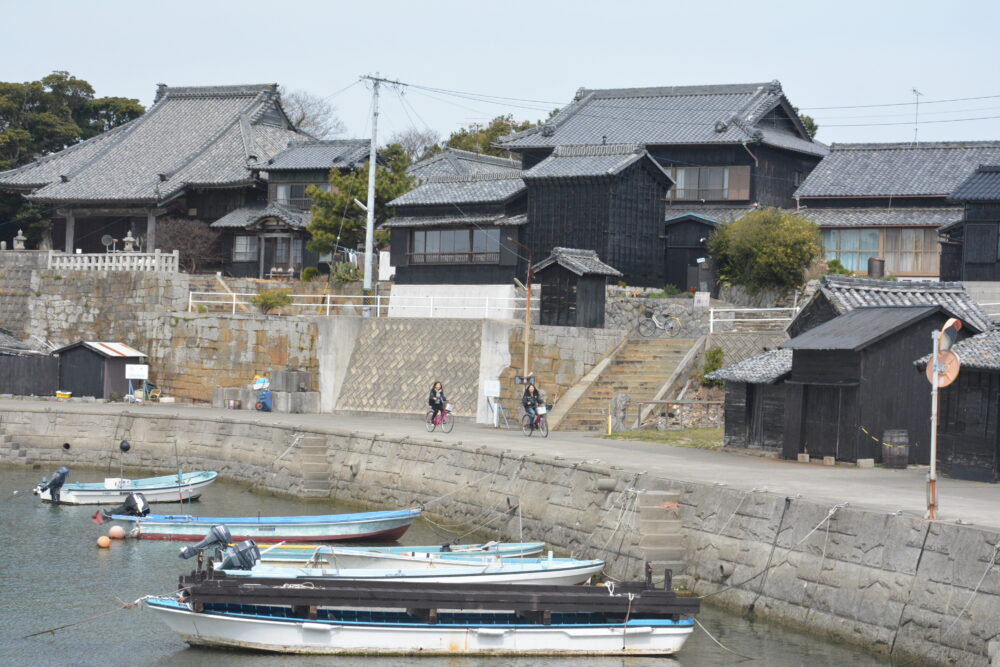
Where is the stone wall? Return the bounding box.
[605,294,711,337]
[1,403,995,666]
[0,250,50,270]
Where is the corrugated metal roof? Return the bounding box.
[802,207,961,228]
[52,341,147,357]
[497,80,826,156]
[794,142,1000,198]
[706,348,792,384]
[532,247,621,277]
[782,305,941,351]
[949,165,1000,201]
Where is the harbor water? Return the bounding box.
[0,467,887,666]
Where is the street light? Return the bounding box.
[506,235,533,379]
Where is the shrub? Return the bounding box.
[709,207,822,292]
[250,288,293,315]
[300,266,320,282]
[696,347,725,387]
[616,280,627,288]
[331,261,361,285]
[825,259,852,275]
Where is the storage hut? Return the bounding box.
[533,248,621,328]
[53,341,147,400]
[706,349,791,452]
[781,305,977,464]
[915,330,1000,482]
[0,329,57,396]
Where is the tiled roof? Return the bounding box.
[497,80,826,156]
[783,305,942,351]
[812,275,991,333]
[914,329,1000,371]
[664,206,755,225]
[408,149,521,180]
[950,165,1000,201]
[794,142,1000,198]
[250,139,370,171]
[381,213,526,229]
[0,83,304,204]
[706,348,791,384]
[0,327,44,356]
[388,173,526,207]
[801,207,962,228]
[209,202,309,229]
[532,247,621,277]
[522,143,673,182]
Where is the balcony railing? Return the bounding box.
[408,251,501,265]
[47,250,179,273]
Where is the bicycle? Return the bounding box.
[425,402,455,433]
[637,308,681,338]
[521,402,552,437]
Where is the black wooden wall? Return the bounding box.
[58,347,105,399]
[937,369,999,482]
[0,355,58,396]
[663,219,716,291]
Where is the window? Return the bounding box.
[292,238,303,265]
[410,228,501,264]
[275,183,330,209]
[233,235,259,262]
[822,228,940,275]
[669,166,750,201]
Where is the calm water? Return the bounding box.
[0,467,887,666]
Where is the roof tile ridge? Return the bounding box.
[583,82,773,98]
[426,172,525,183]
[160,83,278,98]
[552,143,642,157]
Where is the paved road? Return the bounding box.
[6,400,1000,530]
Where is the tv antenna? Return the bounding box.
[101,234,116,253]
[911,88,922,146]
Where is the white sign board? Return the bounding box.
[693,292,711,310]
[484,379,501,398]
[125,364,149,380]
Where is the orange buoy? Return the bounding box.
[108,525,126,539]
[97,535,111,548]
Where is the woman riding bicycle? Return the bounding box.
[428,381,447,423]
[522,383,544,427]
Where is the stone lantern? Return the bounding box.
[123,230,136,252]
[13,229,27,250]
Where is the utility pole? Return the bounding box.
[361,74,381,310]
[912,88,923,146]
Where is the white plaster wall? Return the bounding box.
[316,316,364,412]
[477,319,513,424]
[388,284,521,319]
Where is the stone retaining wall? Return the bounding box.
[1,405,994,666]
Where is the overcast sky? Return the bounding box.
[3,0,1000,147]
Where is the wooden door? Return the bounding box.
[801,385,853,459]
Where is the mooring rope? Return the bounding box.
[20,590,180,639]
[694,617,758,661]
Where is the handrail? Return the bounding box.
[709,305,800,333]
[47,249,179,273]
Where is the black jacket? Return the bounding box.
[428,389,447,407]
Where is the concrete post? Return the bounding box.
[146,210,157,251]
[64,211,75,252]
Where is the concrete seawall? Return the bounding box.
[1,404,997,666]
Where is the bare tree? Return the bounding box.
[388,128,441,162]
[279,87,346,139]
[155,218,221,273]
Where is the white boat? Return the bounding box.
[34,471,217,505]
[259,544,547,569]
[223,557,605,586]
[259,541,545,563]
[145,597,694,656]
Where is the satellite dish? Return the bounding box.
[101,235,116,253]
[926,349,961,388]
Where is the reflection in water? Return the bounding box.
[0,468,885,666]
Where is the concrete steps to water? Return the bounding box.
[558,338,697,431]
[637,491,686,580]
[297,437,331,498]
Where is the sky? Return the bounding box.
[3,0,1000,147]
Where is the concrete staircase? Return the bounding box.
[297,436,332,498]
[557,338,697,431]
[638,491,686,584]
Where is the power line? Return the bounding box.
[824,113,1000,128]
[799,93,1000,111]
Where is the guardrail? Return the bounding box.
[187,291,538,318]
[47,249,179,273]
[708,306,800,333]
[977,302,1000,318]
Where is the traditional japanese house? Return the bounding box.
[0,84,305,254]
[793,142,1000,279]
[497,81,827,290]
[780,305,978,464]
[706,348,791,452]
[786,275,992,339]
[533,247,621,328]
[211,139,370,277]
[939,165,1000,281]
[915,330,1000,482]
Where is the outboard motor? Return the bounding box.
[218,540,261,571]
[35,466,70,504]
[101,492,150,519]
[179,525,232,561]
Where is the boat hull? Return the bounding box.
[36,472,216,505]
[262,548,561,570]
[146,599,693,656]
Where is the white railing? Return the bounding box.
[709,306,800,333]
[47,250,179,273]
[187,291,539,319]
[978,302,1000,318]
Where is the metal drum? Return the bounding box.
[881,429,909,469]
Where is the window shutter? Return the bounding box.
[965,224,998,263]
[728,166,751,200]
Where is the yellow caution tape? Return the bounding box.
[859,426,909,449]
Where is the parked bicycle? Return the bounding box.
[521,402,552,437]
[425,402,455,433]
[637,308,681,338]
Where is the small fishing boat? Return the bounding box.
[259,541,545,565]
[108,508,421,542]
[146,597,694,656]
[34,471,217,505]
[222,556,605,586]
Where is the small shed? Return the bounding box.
[781,305,976,464]
[706,349,791,452]
[915,330,1000,482]
[0,329,58,396]
[53,341,147,399]
[533,247,621,328]
[662,212,719,293]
